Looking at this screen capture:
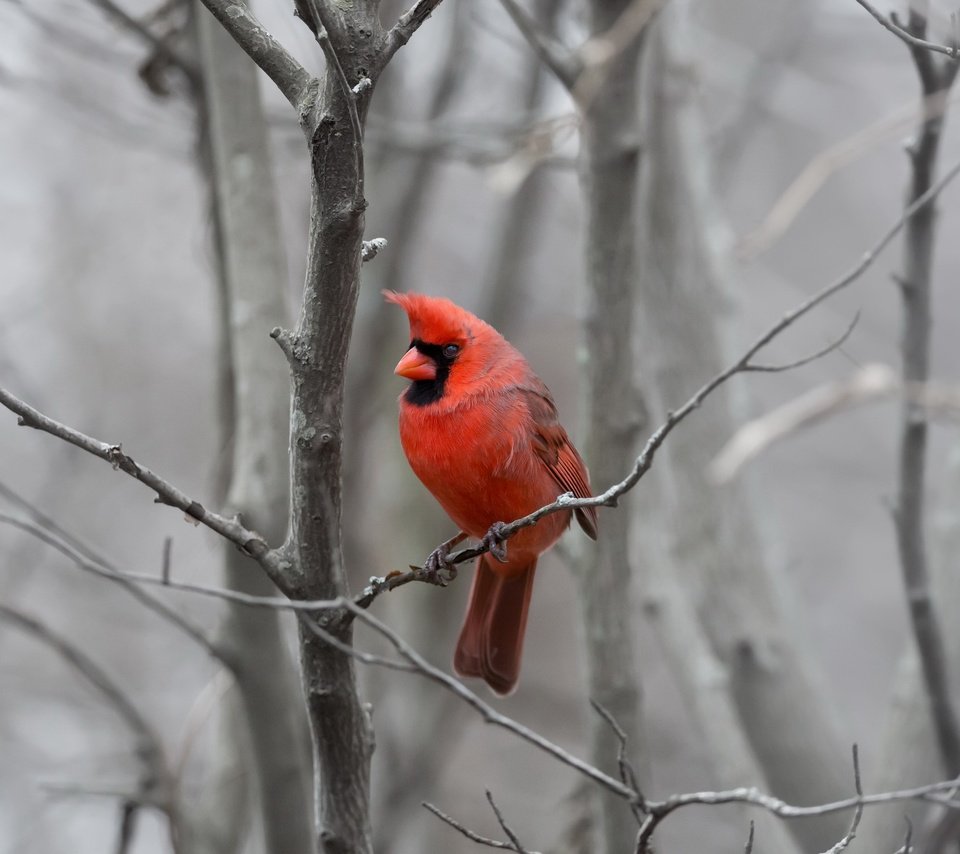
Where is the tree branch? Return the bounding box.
[854,0,960,59]
[0,605,172,816]
[87,0,199,82]
[0,510,226,666]
[496,0,581,90]
[194,0,313,109]
[0,389,291,592]
[893,1,960,778]
[423,801,543,853]
[383,0,448,64]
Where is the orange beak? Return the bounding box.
[394,347,437,381]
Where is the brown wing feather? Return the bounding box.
[520,385,599,540]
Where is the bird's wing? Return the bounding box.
[519,384,599,540]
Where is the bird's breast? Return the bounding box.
[398,396,569,560]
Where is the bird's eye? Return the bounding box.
[443,343,460,359]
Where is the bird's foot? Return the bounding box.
[421,532,467,586]
[482,522,509,564]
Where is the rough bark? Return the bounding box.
[633,5,852,849]
[193,9,314,853]
[281,10,390,851]
[577,3,649,852]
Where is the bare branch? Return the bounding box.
[0,604,171,810]
[709,364,899,482]
[572,0,665,107]
[743,312,860,373]
[497,0,581,89]
[423,801,542,852]
[633,774,960,852]
[0,512,226,666]
[194,0,312,109]
[739,88,960,259]
[711,369,960,481]
[895,816,914,853]
[820,746,864,854]
[383,0,448,63]
[339,599,637,801]
[590,700,646,823]
[893,1,960,778]
[86,0,198,81]
[486,790,532,854]
[113,801,138,854]
[0,389,290,591]
[20,543,960,853]
[854,0,960,59]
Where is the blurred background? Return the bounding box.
[3,0,960,852]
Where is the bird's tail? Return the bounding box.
[453,554,537,696]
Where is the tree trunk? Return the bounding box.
[633,5,852,849]
[577,4,649,852]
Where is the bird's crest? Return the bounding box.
[383,290,491,346]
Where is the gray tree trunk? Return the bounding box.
[632,5,852,849]
[577,3,649,852]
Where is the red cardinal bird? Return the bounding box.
[386,291,598,695]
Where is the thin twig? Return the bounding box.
[423,801,542,852]
[739,87,960,258]
[633,775,960,852]
[86,0,199,81]
[743,312,860,373]
[0,605,170,811]
[0,514,313,616]
[0,510,225,665]
[497,0,581,89]
[820,746,864,854]
[895,816,914,853]
[338,599,636,800]
[0,391,290,590]
[590,699,645,822]
[486,790,531,854]
[113,801,138,854]
[854,0,960,58]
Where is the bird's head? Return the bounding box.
[384,290,509,406]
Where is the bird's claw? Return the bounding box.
[422,544,458,586]
[482,522,509,564]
